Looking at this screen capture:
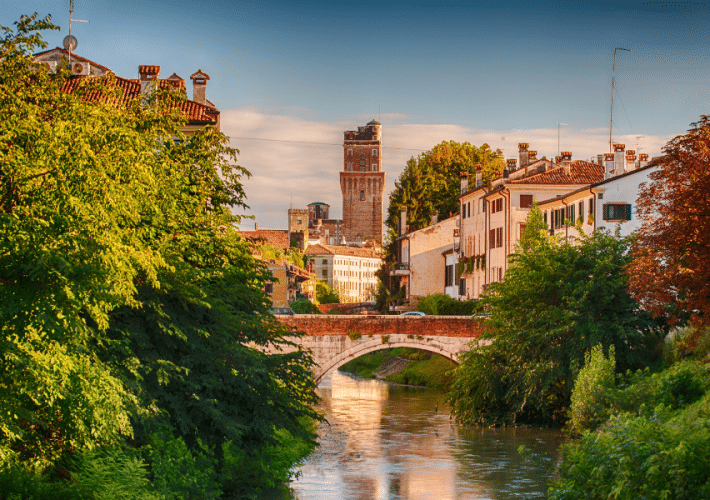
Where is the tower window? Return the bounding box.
[372,149,378,156]
[347,162,353,171]
[347,149,353,157]
[372,163,377,171]
[360,190,365,201]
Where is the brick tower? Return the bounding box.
[340,120,385,244]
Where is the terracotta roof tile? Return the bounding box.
[305,243,381,258]
[509,160,604,185]
[240,229,290,250]
[59,74,218,124]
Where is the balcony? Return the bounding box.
[390,263,410,276]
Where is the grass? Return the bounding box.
[339,348,456,389]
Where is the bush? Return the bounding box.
[416,293,479,315]
[290,298,321,314]
[568,345,616,435]
[550,395,710,500]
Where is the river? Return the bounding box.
[279,371,565,500]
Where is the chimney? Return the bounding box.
[625,150,636,172]
[560,151,572,165]
[166,73,186,93]
[639,153,649,168]
[518,143,529,168]
[138,65,160,105]
[474,164,483,188]
[400,209,407,236]
[506,158,517,171]
[431,212,438,225]
[604,153,615,179]
[255,222,258,230]
[597,154,604,166]
[528,150,538,163]
[613,144,625,173]
[460,171,469,194]
[555,156,561,164]
[190,70,210,105]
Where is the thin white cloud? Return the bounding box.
[222,109,673,231]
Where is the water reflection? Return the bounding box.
[287,371,564,500]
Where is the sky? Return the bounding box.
[7,0,710,230]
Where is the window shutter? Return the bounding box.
[602,204,609,221]
[625,204,632,220]
[489,229,496,248]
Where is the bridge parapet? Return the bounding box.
[277,315,487,338]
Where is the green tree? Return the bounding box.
[446,206,662,426]
[0,14,320,497]
[316,280,340,304]
[385,140,503,248]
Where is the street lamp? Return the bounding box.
[610,47,631,153]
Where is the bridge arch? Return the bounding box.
[315,339,460,384]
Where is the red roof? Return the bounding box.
[241,229,290,250]
[305,243,381,258]
[509,160,603,185]
[59,74,218,124]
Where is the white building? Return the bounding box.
[305,244,382,303]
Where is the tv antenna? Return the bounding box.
[556,123,568,158]
[65,0,89,65]
[609,47,631,153]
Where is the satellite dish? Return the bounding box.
[63,35,78,52]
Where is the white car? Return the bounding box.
[400,311,426,317]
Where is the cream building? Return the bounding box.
[305,244,382,303]
[458,146,604,299]
[390,214,460,307]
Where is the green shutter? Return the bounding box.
[602,204,609,221]
[625,204,632,220]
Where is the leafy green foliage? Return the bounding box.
[446,206,663,425]
[316,280,340,304]
[416,293,480,315]
[0,15,320,498]
[568,345,616,435]
[549,359,710,500]
[290,298,321,314]
[386,141,504,240]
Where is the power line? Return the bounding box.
[225,135,426,152]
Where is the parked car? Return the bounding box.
[400,311,426,317]
[271,306,295,316]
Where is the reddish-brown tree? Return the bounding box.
[627,115,710,327]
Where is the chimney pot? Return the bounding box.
[190,70,211,105]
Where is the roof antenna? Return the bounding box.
[379,105,381,122]
[65,0,89,66]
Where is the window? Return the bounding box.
[347,149,353,157]
[372,148,378,156]
[544,211,548,227]
[445,264,454,287]
[482,200,486,212]
[347,162,353,171]
[489,228,503,249]
[602,203,631,221]
[467,202,471,217]
[372,163,377,171]
[459,278,466,297]
[499,267,503,281]
[589,198,594,215]
[462,203,466,219]
[497,227,503,248]
[360,190,365,201]
[520,194,533,208]
[578,201,584,219]
[489,229,496,249]
[265,283,274,294]
[296,219,302,224]
[566,204,575,224]
[598,193,604,200]
[491,198,503,213]
[321,269,327,278]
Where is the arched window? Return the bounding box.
[360,190,365,201]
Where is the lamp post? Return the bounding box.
[557,122,568,158]
[610,47,631,153]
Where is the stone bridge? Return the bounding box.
[274,315,487,384]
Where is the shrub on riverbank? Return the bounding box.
[549,335,710,499]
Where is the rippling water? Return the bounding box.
[282,371,564,500]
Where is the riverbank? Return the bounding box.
[338,348,456,389]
